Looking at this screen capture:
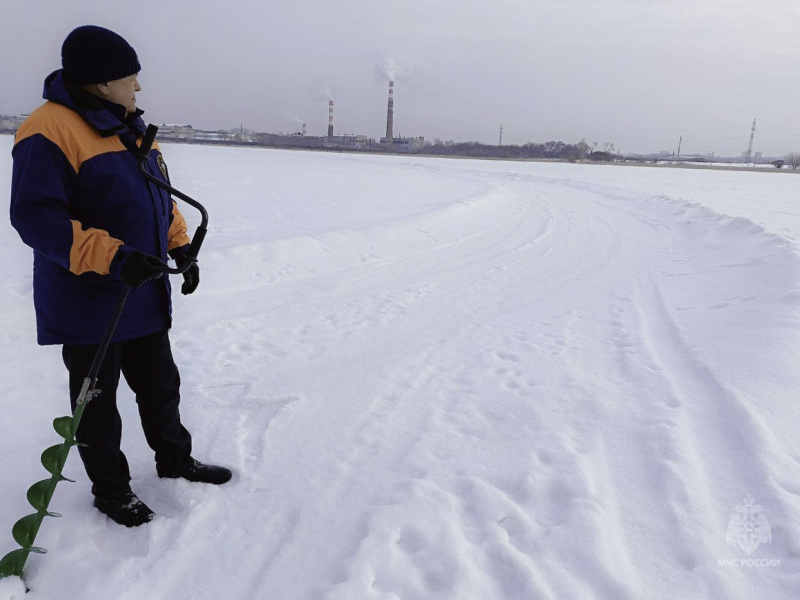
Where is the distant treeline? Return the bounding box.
[421,140,609,161]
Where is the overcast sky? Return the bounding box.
[2,0,800,155]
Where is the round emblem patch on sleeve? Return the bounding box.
[157,154,171,184]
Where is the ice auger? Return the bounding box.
[0,125,209,584]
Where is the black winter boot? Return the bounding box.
[94,491,155,527]
[158,458,232,485]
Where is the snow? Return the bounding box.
[2,134,800,598]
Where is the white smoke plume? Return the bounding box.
[376,55,415,82]
[312,87,334,102]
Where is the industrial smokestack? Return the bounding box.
[327,100,334,139]
[385,81,394,143]
[302,122,306,136]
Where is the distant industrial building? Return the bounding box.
[0,114,26,133]
[325,134,372,149]
[382,136,425,151]
[158,124,196,141]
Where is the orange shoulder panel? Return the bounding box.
[15,102,126,173]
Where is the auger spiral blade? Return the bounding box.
[0,548,29,578]
[41,444,70,478]
[52,415,77,442]
[27,480,62,517]
[11,514,47,554]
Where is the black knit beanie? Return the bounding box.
[61,25,141,84]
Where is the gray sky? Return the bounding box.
[2,0,800,155]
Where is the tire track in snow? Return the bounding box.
[312,177,656,600]
[155,180,556,599]
[566,185,800,595]
[630,229,800,573]
[482,177,800,597]
[219,174,640,599]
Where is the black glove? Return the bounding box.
[175,254,199,295]
[120,252,166,288]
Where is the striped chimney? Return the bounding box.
[327,100,334,139]
[385,81,394,143]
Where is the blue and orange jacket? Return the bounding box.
[10,70,191,345]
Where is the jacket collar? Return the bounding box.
[43,69,146,141]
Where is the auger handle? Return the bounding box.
[136,124,209,275]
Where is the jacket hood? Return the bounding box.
[43,69,145,140]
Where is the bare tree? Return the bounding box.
[577,138,591,160]
[785,153,800,170]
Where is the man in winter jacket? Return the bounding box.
[10,25,232,527]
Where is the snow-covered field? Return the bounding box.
[2,134,800,599]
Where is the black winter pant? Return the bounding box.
[62,330,192,498]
